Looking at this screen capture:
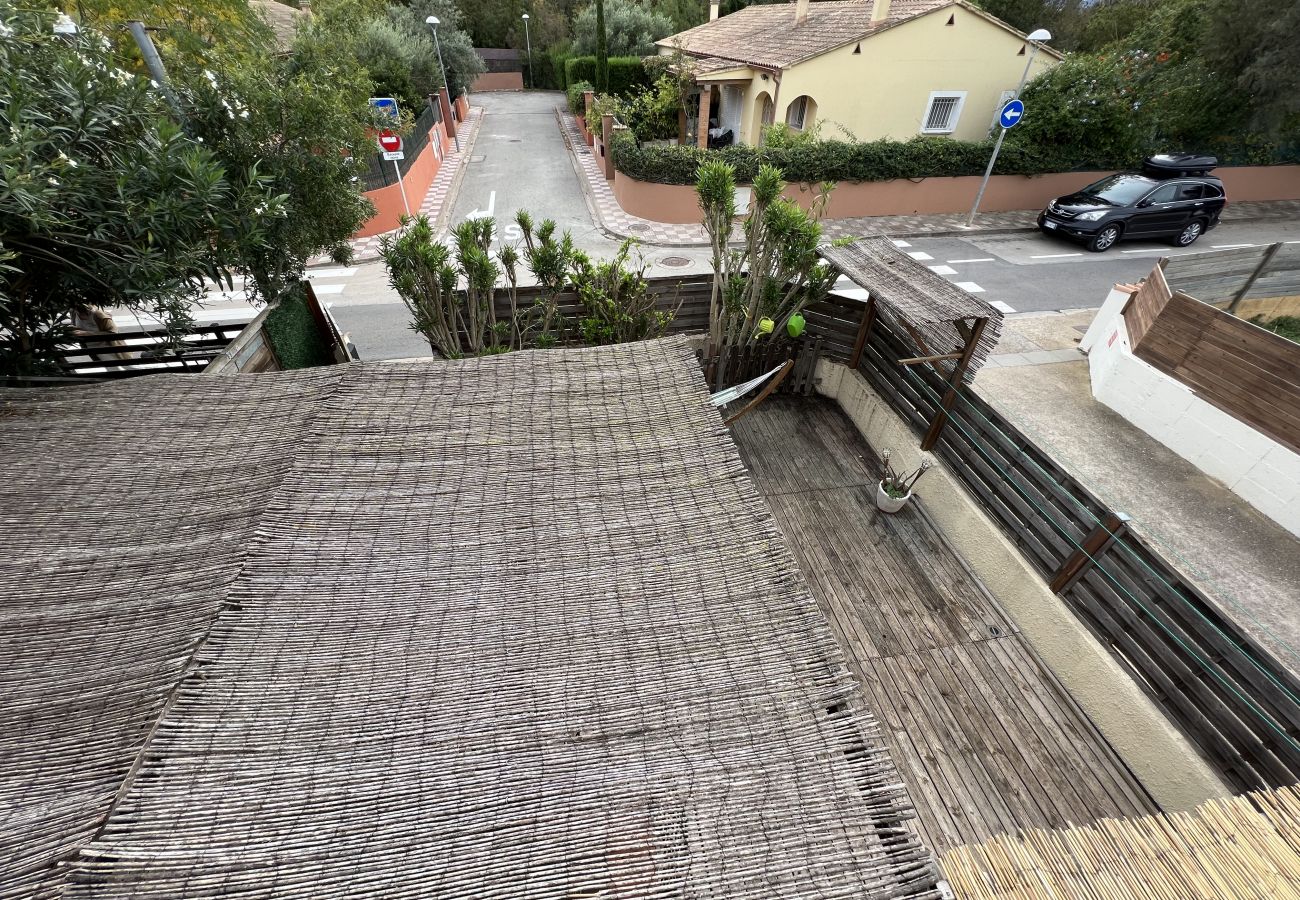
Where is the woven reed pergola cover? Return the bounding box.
[822,236,1004,382]
[1,338,939,899]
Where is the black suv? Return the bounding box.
[1037,155,1226,253]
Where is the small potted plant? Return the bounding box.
[876,448,933,513]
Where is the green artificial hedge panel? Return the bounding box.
[264,286,334,370]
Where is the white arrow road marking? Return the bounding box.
[467,190,496,220]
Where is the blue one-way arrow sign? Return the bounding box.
[999,98,1025,129]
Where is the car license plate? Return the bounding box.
[1043,220,1058,230]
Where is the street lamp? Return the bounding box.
[521,13,532,91]
[425,15,460,152]
[966,28,1052,227]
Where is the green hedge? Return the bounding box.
[264,286,334,370]
[563,55,653,95]
[609,131,1300,186]
[566,80,593,116]
[610,132,1084,185]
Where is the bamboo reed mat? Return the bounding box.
[0,370,343,899]
[8,338,937,897]
[941,783,1300,899]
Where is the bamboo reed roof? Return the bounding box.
[941,783,1300,898]
[822,236,1003,382]
[2,338,939,898]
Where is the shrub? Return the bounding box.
[567,80,594,116]
[564,55,653,95]
[573,0,674,57]
[265,286,335,369]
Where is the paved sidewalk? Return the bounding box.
[319,108,485,265]
[560,109,1300,247]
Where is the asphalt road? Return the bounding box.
[305,91,1300,358]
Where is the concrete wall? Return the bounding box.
[1084,288,1300,537]
[355,126,450,239]
[815,359,1233,811]
[471,72,523,92]
[610,165,1300,223]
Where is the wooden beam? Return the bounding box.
[920,316,989,451]
[1226,242,1282,315]
[848,296,876,370]
[724,360,794,425]
[898,351,964,366]
[1049,512,1131,594]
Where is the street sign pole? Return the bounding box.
[393,158,411,217]
[966,36,1045,227]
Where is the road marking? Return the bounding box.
[948,257,995,263]
[1121,248,1167,253]
[307,268,357,280]
[892,239,911,248]
[928,265,957,275]
[908,251,934,261]
[1030,252,1082,259]
[1212,243,1256,249]
[954,281,985,293]
[467,190,496,220]
[312,284,346,295]
[990,300,1017,314]
[1286,240,1300,244]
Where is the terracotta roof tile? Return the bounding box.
[659,0,952,70]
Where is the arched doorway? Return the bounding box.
[753,91,774,144]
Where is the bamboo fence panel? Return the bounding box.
[16,338,942,898]
[941,783,1300,899]
[0,370,343,900]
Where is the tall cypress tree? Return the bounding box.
[594,0,609,92]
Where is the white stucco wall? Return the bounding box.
[1086,290,1300,538]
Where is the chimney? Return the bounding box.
[795,0,809,26]
[870,0,891,22]
[709,0,720,20]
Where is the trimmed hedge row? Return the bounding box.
[608,132,1057,185]
[563,55,654,96]
[264,287,334,370]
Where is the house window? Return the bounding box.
[921,91,966,134]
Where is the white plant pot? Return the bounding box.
[876,481,912,513]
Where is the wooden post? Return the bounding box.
[1226,242,1281,315]
[920,316,988,451]
[696,88,712,149]
[1049,512,1131,594]
[848,296,876,370]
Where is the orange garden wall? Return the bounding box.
[455,95,469,120]
[471,72,523,91]
[355,128,452,239]
[611,165,1300,224]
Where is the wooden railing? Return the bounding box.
[851,312,1300,792]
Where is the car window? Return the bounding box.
[1201,184,1224,198]
[1080,174,1156,206]
[1175,184,1204,201]
[1145,184,1179,205]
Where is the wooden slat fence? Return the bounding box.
[852,312,1300,793]
[500,274,713,336]
[1127,290,1300,455]
[1163,242,1300,306]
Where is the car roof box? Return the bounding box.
[1143,154,1217,177]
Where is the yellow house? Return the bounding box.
[657,0,1062,148]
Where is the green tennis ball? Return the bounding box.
[786,313,806,338]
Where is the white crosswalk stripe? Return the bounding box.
[908,251,933,261]
[990,300,1016,314]
[954,281,985,293]
[928,265,957,275]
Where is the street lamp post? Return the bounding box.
[966,28,1051,227]
[521,13,532,90]
[425,15,461,153]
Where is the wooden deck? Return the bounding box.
[731,397,1159,854]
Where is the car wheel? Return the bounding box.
[1087,224,1121,253]
[1175,219,1205,247]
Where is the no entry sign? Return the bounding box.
[377,130,402,153]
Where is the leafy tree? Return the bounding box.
[574,0,670,58]
[351,17,442,109]
[388,0,484,97]
[67,0,272,73]
[594,0,608,91]
[1201,0,1300,138]
[649,0,703,33]
[0,7,270,375]
[181,29,376,305]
